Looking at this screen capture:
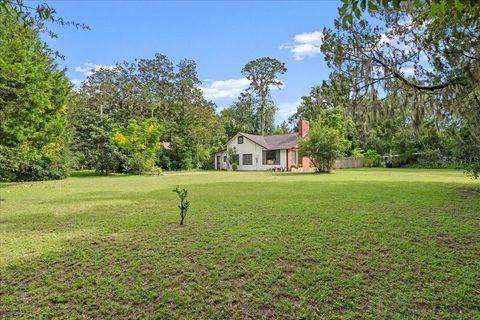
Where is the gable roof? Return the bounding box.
[240,132,298,150]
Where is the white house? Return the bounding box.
[215,120,312,171]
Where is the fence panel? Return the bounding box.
[334,157,364,169]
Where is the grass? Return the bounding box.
[1,168,479,319]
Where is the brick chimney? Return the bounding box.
[298,119,309,137]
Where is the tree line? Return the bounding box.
[1,0,478,180]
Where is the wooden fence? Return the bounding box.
[334,157,364,169]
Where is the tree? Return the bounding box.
[220,93,258,136]
[321,0,480,176]
[113,119,164,174]
[68,97,121,175]
[0,10,71,181]
[172,186,190,225]
[73,54,225,171]
[289,84,333,125]
[298,119,350,173]
[242,57,287,135]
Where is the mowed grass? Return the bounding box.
[1,169,479,319]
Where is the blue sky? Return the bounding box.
[43,0,341,123]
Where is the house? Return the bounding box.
[215,120,312,171]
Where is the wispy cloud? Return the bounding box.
[280,31,323,61]
[75,62,115,77]
[201,78,283,101]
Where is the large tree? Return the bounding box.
[0,8,71,181]
[321,0,480,176]
[220,93,258,137]
[72,54,225,171]
[241,57,287,135]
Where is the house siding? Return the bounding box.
[215,133,288,170]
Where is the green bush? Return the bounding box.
[298,119,350,173]
[351,147,364,158]
[364,149,382,167]
[0,146,68,182]
[231,162,239,171]
[114,119,164,174]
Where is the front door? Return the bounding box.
[216,156,221,170]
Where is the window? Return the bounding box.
[231,154,239,165]
[238,136,244,144]
[223,156,227,162]
[263,150,280,165]
[242,154,253,165]
[291,150,297,165]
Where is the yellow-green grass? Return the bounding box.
[1,169,479,319]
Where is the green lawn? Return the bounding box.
[1,169,479,319]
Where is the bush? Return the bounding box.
[351,147,364,158]
[113,119,164,174]
[364,149,382,167]
[146,166,163,175]
[0,146,68,182]
[231,162,238,171]
[298,120,350,173]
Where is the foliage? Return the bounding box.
[241,57,287,135]
[0,10,71,181]
[298,119,350,172]
[0,0,89,58]
[351,147,364,158]
[172,186,190,225]
[68,98,123,175]
[74,54,225,171]
[220,93,258,136]
[231,162,238,171]
[113,119,164,174]
[272,127,284,135]
[320,0,480,177]
[364,149,382,167]
[339,0,479,28]
[226,147,238,170]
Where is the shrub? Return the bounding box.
[0,145,68,182]
[172,186,190,225]
[298,120,350,173]
[351,147,364,158]
[232,162,238,171]
[364,149,382,167]
[114,119,164,174]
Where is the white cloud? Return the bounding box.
[75,62,115,77]
[201,78,283,101]
[294,31,323,45]
[281,31,323,61]
[201,78,250,100]
[275,99,301,122]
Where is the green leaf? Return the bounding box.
[360,0,367,10]
[454,0,464,11]
[354,7,362,18]
[368,1,379,11]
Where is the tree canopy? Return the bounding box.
[0,8,71,181]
